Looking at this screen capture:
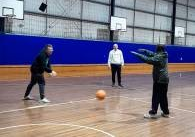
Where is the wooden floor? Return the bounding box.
[0,72,195,137]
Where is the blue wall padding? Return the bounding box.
[0,34,195,65]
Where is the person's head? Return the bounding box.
[44,44,54,56]
[156,44,165,53]
[113,44,118,51]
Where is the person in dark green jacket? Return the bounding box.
[24,44,57,103]
[131,44,169,118]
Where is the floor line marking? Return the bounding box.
[0,96,194,117]
[0,96,118,114]
[120,96,195,116]
[0,122,115,137]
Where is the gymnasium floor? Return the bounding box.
[0,72,195,137]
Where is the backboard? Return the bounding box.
[110,16,126,31]
[175,26,185,38]
[0,0,24,19]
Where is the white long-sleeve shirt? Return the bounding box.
[108,49,124,67]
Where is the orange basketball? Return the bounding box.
[96,90,106,100]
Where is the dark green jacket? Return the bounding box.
[30,50,52,74]
[133,49,169,84]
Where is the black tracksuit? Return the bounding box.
[24,50,52,99]
[132,49,169,115]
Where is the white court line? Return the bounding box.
[170,93,195,97]
[120,96,195,116]
[0,122,115,137]
[0,96,118,114]
[0,98,96,114]
[171,97,195,102]
[0,96,194,117]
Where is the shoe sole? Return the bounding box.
[39,100,51,103]
[23,98,34,100]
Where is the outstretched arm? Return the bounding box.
[131,51,161,65]
[138,49,155,57]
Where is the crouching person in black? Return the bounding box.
[24,44,57,103]
[131,44,169,118]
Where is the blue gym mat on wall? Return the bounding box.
[0,34,195,65]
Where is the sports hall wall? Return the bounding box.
[0,34,195,80]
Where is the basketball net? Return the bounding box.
[5,14,15,23]
[5,14,15,33]
[114,29,125,39]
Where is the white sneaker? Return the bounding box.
[40,98,51,103]
[144,113,157,119]
[23,95,34,100]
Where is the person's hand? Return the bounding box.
[130,51,140,56]
[131,51,137,54]
[108,65,111,70]
[121,65,124,69]
[138,49,145,52]
[49,71,57,77]
[51,71,57,76]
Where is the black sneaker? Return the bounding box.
[161,112,170,118]
[118,84,124,87]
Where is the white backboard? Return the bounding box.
[175,26,185,38]
[110,16,126,31]
[0,0,24,19]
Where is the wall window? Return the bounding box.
[155,0,172,16]
[134,29,153,44]
[135,12,154,29]
[47,18,81,38]
[187,21,195,34]
[188,0,195,7]
[115,8,134,26]
[90,0,110,4]
[154,31,171,44]
[177,0,188,5]
[82,22,109,40]
[115,28,133,42]
[135,0,155,12]
[176,4,187,19]
[115,0,134,9]
[47,0,81,19]
[24,0,45,13]
[188,7,195,21]
[154,15,172,31]
[186,35,195,47]
[12,14,46,35]
[82,1,109,23]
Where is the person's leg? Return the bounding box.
[24,73,37,98]
[149,82,160,115]
[159,83,169,115]
[116,65,122,86]
[37,74,50,103]
[111,64,117,86]
[144,82,160,118]
[37,74,45,100]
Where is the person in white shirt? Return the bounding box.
[108,44,124,87]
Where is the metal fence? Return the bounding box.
[2,0,195,46]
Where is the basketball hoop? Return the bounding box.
[115,29,125,36]
[5,14,16,22]
[110,16,127,31]
[175,26,185,38]
[4,14,16,33]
